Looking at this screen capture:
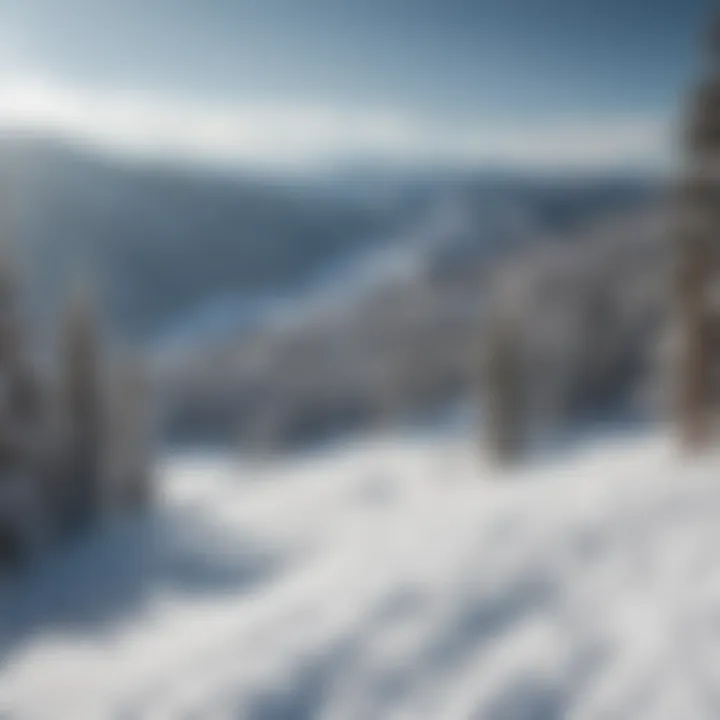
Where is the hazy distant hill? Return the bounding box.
[0,135,658,344]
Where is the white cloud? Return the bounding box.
[0,75,671,172]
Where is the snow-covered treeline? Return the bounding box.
[0,256,153,565]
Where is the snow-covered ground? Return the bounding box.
[0,431,719,719]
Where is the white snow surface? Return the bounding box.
[1,432,720,719]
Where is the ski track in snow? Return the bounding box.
[0,433,720,718]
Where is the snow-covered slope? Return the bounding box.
[0,432,718,719]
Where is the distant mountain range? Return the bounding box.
[0,135,660,345]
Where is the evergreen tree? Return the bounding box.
[676,20,720,449]
[482,303,524,465]
[0,247,49,561]
[102,352,154,513]
[58,282,105,530]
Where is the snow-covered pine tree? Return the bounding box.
[57,281,105,531]
[676,19,720,449]
[102,351,154,514]
[0,248,48,561]
[482,303,524,465]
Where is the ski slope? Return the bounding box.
[0,432,719,719]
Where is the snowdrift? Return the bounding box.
[0,432,718,719]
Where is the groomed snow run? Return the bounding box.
[1,431,720,719]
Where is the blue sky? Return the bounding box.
[0,0,714,171]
